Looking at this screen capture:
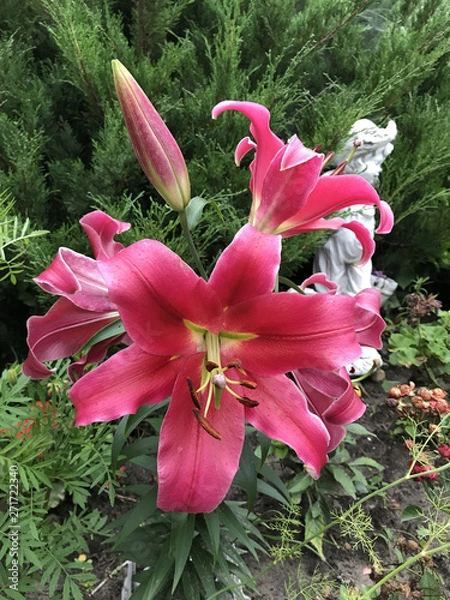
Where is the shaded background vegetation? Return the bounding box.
[1,0,449,365]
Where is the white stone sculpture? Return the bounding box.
[313,118,397,297]
[313,118,398,375]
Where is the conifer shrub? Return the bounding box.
[0,0,449,363]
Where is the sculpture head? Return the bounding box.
[332,119,398,186]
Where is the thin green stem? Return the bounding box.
[178,209,208,280]
[277,276,306,294]
[360,542,450,599]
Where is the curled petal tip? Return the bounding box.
[375,200,394,234]
[234,137,256,166]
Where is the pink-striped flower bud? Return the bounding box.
[112,60,191,211]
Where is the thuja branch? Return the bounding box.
[179,209,208,279]
[308,0,374,53]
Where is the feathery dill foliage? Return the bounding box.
[0,0,449,359]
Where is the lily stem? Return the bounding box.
[179,209,208,280]
[277,275,306,294]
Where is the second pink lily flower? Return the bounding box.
[212,101,394,264]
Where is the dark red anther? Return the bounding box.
[192,409,222,440]
[235,396,259,408]
[226,359,242,369]
[205,360,219,372]
[239,380,257,390]
[187,377,201,409]
[331,160,348,176]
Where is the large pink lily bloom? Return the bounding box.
[23,211,130,379]
[212,101,394,264]
[69,224,365,513]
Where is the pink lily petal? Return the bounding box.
[212,101,284,205]
[293,368,365,451]
[34,248,115,312]
[157,354,245,513]
[286,217,376,265]
[222,293,361,374]
[70,345,182,425]
[255,139,324,232]
[354,288,385,348]
[300,273,338,293]
[281,135,321,170]
[283,175,393,234]
[208,224,281,307]
[99,239,223,355]
[80,210,130,261]
[23,298,119,379]
[67,333,127,382]
[22,350,55,379]
[244,373,330,478]
[234,136,256,165]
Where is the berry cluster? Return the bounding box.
[387,382,450,417]
[386,382,450,483]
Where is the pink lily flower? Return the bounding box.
[293,367,365,452]
[69,224,365,513]
[23,211,130,379]
[112,60,191,212]
[212,101,394,264]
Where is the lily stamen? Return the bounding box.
[228,378,257,390]
[235,396,259,408]
[224,383,258,408]
[226,359,242,369]
[187,377,201,409]
[192,409,222,440]
[205,360,219,372]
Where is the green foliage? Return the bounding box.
[277,423,384,559]
[388,313,450,379]
[108,411,269,599]
[0,192,48,284]
[0,0,449,319]
[0,365,118,598]
[387,282,450,383]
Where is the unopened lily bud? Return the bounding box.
[112,60,191,211]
